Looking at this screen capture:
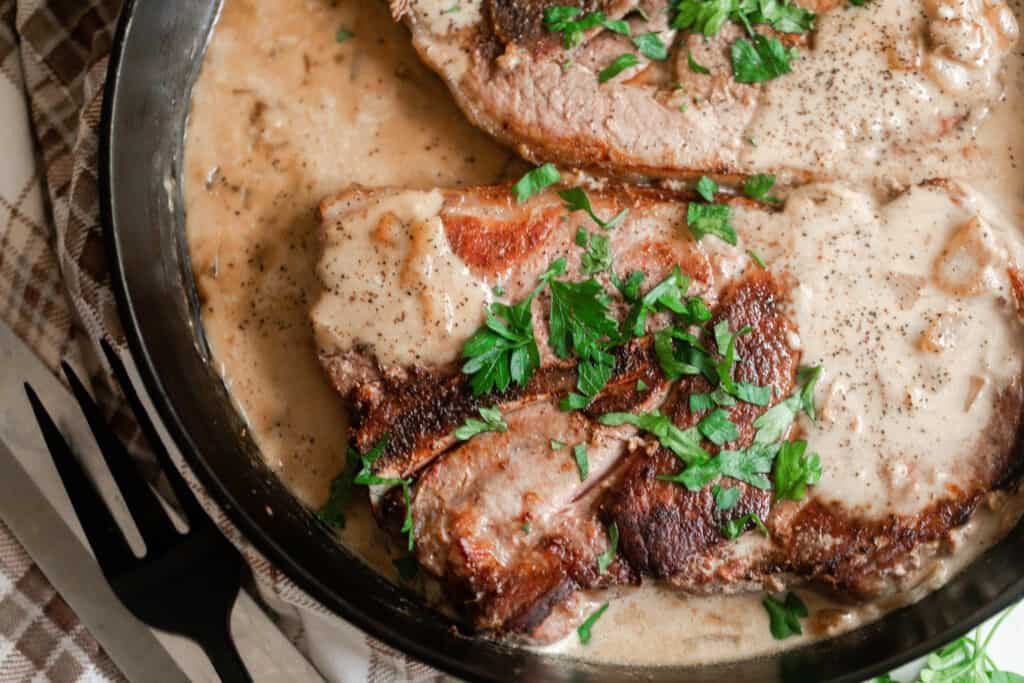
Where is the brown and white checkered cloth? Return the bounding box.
[0,1,444,681]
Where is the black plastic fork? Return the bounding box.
[25,339,252,682]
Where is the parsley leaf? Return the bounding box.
[544,7,630,48]
[722,512,769,539]
[316,447,361,528]
[579,230,613,275]
[690,392,715,412]
[762,592,808,640]
[577,603,610,644]
[441,2,460,12]
[696,175,718,202]
[560,392,591,411]
[513,163,561,203]
[636,379,649,391]
[573,443,590,481]
[752,365,821,443]
[687,202,737,245]
[672,0,814,36]
[687,50,711,74]
[461,296,540,395]
[599,53,640,82]
[698,408,739,446]
[624,266,706,337]
[713,319,752,394]
[599,410,710,466]
[551,439,566,450]
[773,440,821,501]
[654,327,716,381]
[732,34,796,83]
[748,249,767,268]
[559,187,628,230]
[336,27,355,42]
[454,406,508,440]
[351,436,416,551]
[713,483,741,510]
[743,173,779,202]
[597,522,619,573]
[633,32,668,60]
[548,278,620,360]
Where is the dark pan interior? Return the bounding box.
[99,1,1024,680]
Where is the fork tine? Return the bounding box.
[99,338,207,525]
[25,383,136,577]
[60,361,181,554]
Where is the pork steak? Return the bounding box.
[312,181,1024,642]
[390,0,1018,181]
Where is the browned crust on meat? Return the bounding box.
[354,337,664,479]
[443,205,562,272]
[607,270,800,575]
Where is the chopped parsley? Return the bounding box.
[597,522,619,574]
[551,439,566,450]
[577,603,610,644]
[742,174,779,202]
[762,592,808,640]
[573,443,590,481]
[687,202,737,245]
[579,230,613,275]
[752,364,821,443]
[636,379,649,391]
[560,392,591,411]
[661,442,777,491]
[624,266,708,337]
[599,410,710,466]
[544,7,630,48]
[441,2,460,13]
[492,284,505,297]
[513,163,561,203]
[698,408,739,446]
[316,447,361,528]
[599,53,640,83]
[633,32,668,61]
[713,483,741,510]
[732,35,797,83]
[522,521,532,533]
[748,249,767,269]
[687,50,711,74]
[695,175,718,202]
[548,272,621,399]
[722,512,769,539]
[453,406,508,440]
[772,440,821,501]
[654,326,715,381]
[461,259,565,395]
[559,187,628,230]
[672,0,815,36]
[336,26,354,43]
[352,436,416,551]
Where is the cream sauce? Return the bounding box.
[184,0,1024,668]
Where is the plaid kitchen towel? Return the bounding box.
[0,1,444,681]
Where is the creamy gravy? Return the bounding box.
[184,0,1024,668]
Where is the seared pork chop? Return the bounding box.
[391,0,1018,181]
[312,181,1024,642]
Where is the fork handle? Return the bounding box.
[196,623,253,683]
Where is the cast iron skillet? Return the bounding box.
[98,0,1024,680]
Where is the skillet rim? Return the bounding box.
[98,1,1024,680]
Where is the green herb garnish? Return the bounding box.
[577,603,610,644]
[336,27,355,42]
[579,230,613,275]
[599,410,710,466]
[742,174,779,202]
[352,436,416,551]
[551,439,566,450]
[698,408,740,446]
[722,511,770,539]
[687,50,711,74]
[636,379,649,391]
[599,53,640,83]
[544,7,630,48]
[513,163,561,203]
[597,522,619,574]
[696,175,718,202]
[633,32,668,61]
[453,406,508,440]
[748,249,767,268]
[773,440,821,501]
[762,592,808,640]
[559,187,628,230]
[316,447,361,528]
[573,443,590,481]
[687,203,737,245]
[713,483,741,510]
[732,35,797,83]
